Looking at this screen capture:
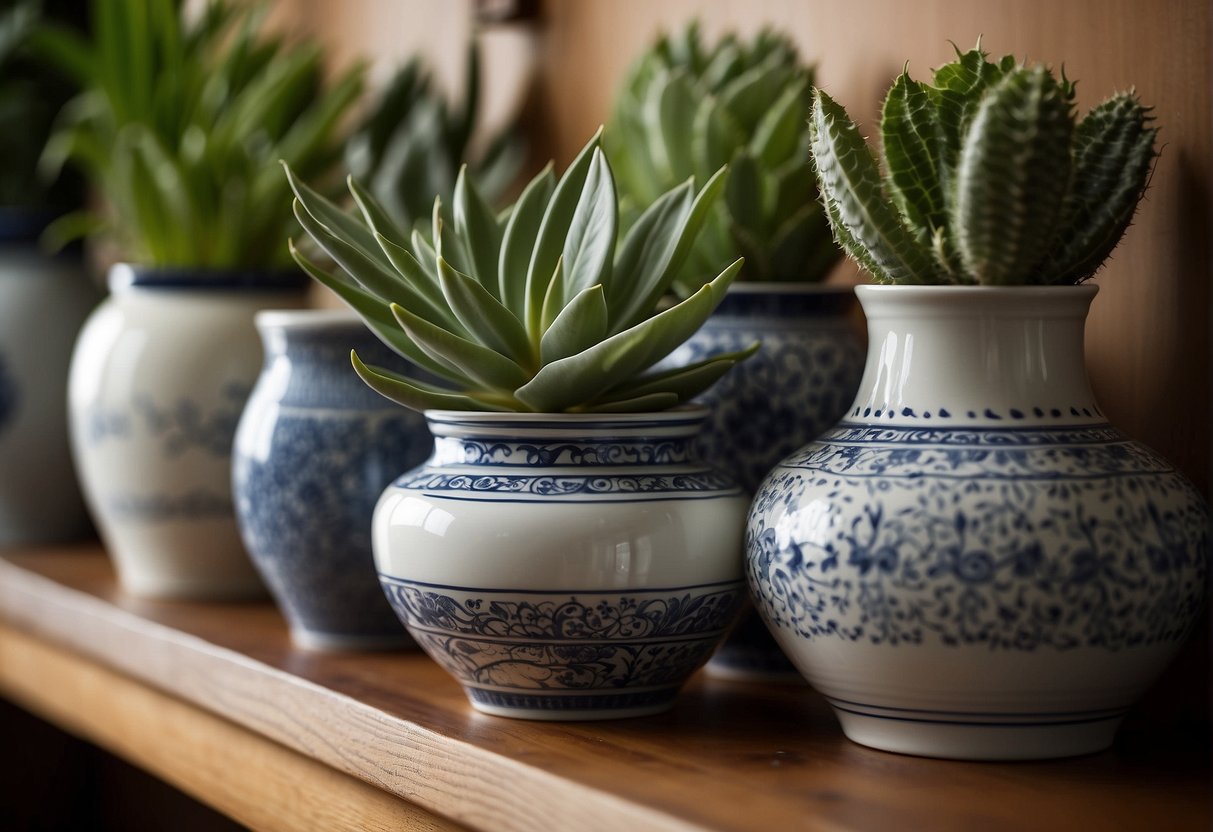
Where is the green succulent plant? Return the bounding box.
[286,131,754,413]
[0,0,83,212]
[607,22,839,285]
[810,44,1159,285]
[345,44,525,233]
[37,0,362,268]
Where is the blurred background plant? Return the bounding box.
[606,22,840,287]
[0,0,86,216]
[36,0,363,269]
[345,43,525,234]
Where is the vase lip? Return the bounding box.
[424,404,710,426]
[108,262,311,292]
[725,281,855,296]
[255,308,360,332]
[855,283,1098,317]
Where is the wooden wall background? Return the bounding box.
[287,0,1213,498]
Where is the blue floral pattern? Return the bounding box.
[394,469,738,499]
[431,437,698,467]
[86,382,250,457]
[381,578,744,697]
[747,424,1208,651]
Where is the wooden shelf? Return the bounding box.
[1,546,1208,831]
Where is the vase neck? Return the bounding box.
[847,286,1103,427]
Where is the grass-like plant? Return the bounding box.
[810,44,1159,285]
[37,0,362,268]
[345,44,524,233]
[607,23,839,285]
[286,131,755,413]
[0,0,82,212]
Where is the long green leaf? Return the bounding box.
[453,164,503,296]
[391,303,530,391]
[597,345,758,403]
[437,257,533,366]
[881,71,947,244]
[539,283,608,366]
[560,148,617,306]
[498,164,554,311]
[352,351,505,412]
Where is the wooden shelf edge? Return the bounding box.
[0,621,463,832]
[0,556,698,832]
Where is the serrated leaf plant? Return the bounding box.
[37,0,363,268]
[607,22,839,285]
[810,43,1159,285]
[286,131,755,414]
[345,43,525,233]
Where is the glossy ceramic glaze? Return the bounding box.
[234,310,431,649]
[666,284,866,680]
[374,408,750,720]
[68,265,307,599]
[0,224,98,546]
[747,285,1208,760]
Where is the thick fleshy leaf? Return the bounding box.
[750,77,807,168]
[597,344,758,403]
[352,351,506,412]
[284,162,388,270]
[453,165,503,296]
[391,303,530,391]
[525,130,601,334]
[348,175,408,250]
[498,163,554,313]
[514,258,742,412]
[373,231,466,334]
[586,392,680,413]
[559,148,617,308]
[653,69,697,183]
[292,199,411,301]
[539,283,608,365]
[809,90,940,284]
[951,67,1073,284]
[437,256,533,366]
[881,71,947,244]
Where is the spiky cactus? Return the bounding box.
[344,44,524,233]
[607,23,839,285]
[811,44,1159,285]
[286,132,753,414]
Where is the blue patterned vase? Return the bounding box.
[666,284,866,679]
[0,213,99,546]
[747,285,1208,760]
[69,265,308,598]
[374,408,750,720]
[233,311,432,650]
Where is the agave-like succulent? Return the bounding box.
[345,44,525,233]
[607,23,839,285]
[811,44,1159,285]
[286,132,754,413]
[38,0,362,267]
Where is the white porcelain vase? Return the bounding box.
[0,224,98,546]
[746,285,1208,760]
[69,264,307,598]
[374,408,750,720]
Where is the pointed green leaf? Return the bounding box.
[881,71,948,244]
[351,351,505,413]
[437,256,533,365]
[391,303,530,391]
[292,199,411,301]
[597,344,758,403]
[372,232,466,334]
[539,256,565,334]
[284,163,391,270]
[586,392,680,413]
[499,164,555,313]
[348,175,408,250]
[750,77,808,168]
[453,165,503,296]
[540,283,608,365]
[561,148,617,304]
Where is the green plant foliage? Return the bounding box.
[37,0,362,267]
[287,132,755,413]
[810,43,1159,285]
[344,44,525,233]
[606,23,839,285]
[0,0,83,211]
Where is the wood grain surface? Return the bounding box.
[1,546,1208,832]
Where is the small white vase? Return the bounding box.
[0,224,98,546]
[374,407,750,720]
[747,285,1208,760]
[69,264,307,598]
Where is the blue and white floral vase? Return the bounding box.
[667,284,865,679]
[0,213,98,546]
[233,310,432,650]
[747,285,1208,760]
[68,264,307,598]
[374,407,750,720]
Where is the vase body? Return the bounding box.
[0,219,99,545]
[233,310,432,649]
[375,408,750,720]
[746,285,1208,760]
[68,265,307,598]
[667,284,866,679]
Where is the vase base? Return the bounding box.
[465,687,679,721]
[832,705,1125,761]
[291,628,415,652]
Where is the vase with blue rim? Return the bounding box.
[68,264,308,598]
[0,211,99,546]
[665,283,865,680]
[746,285,1208,759]
[375,407,751,720]
[233,309,432,650]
